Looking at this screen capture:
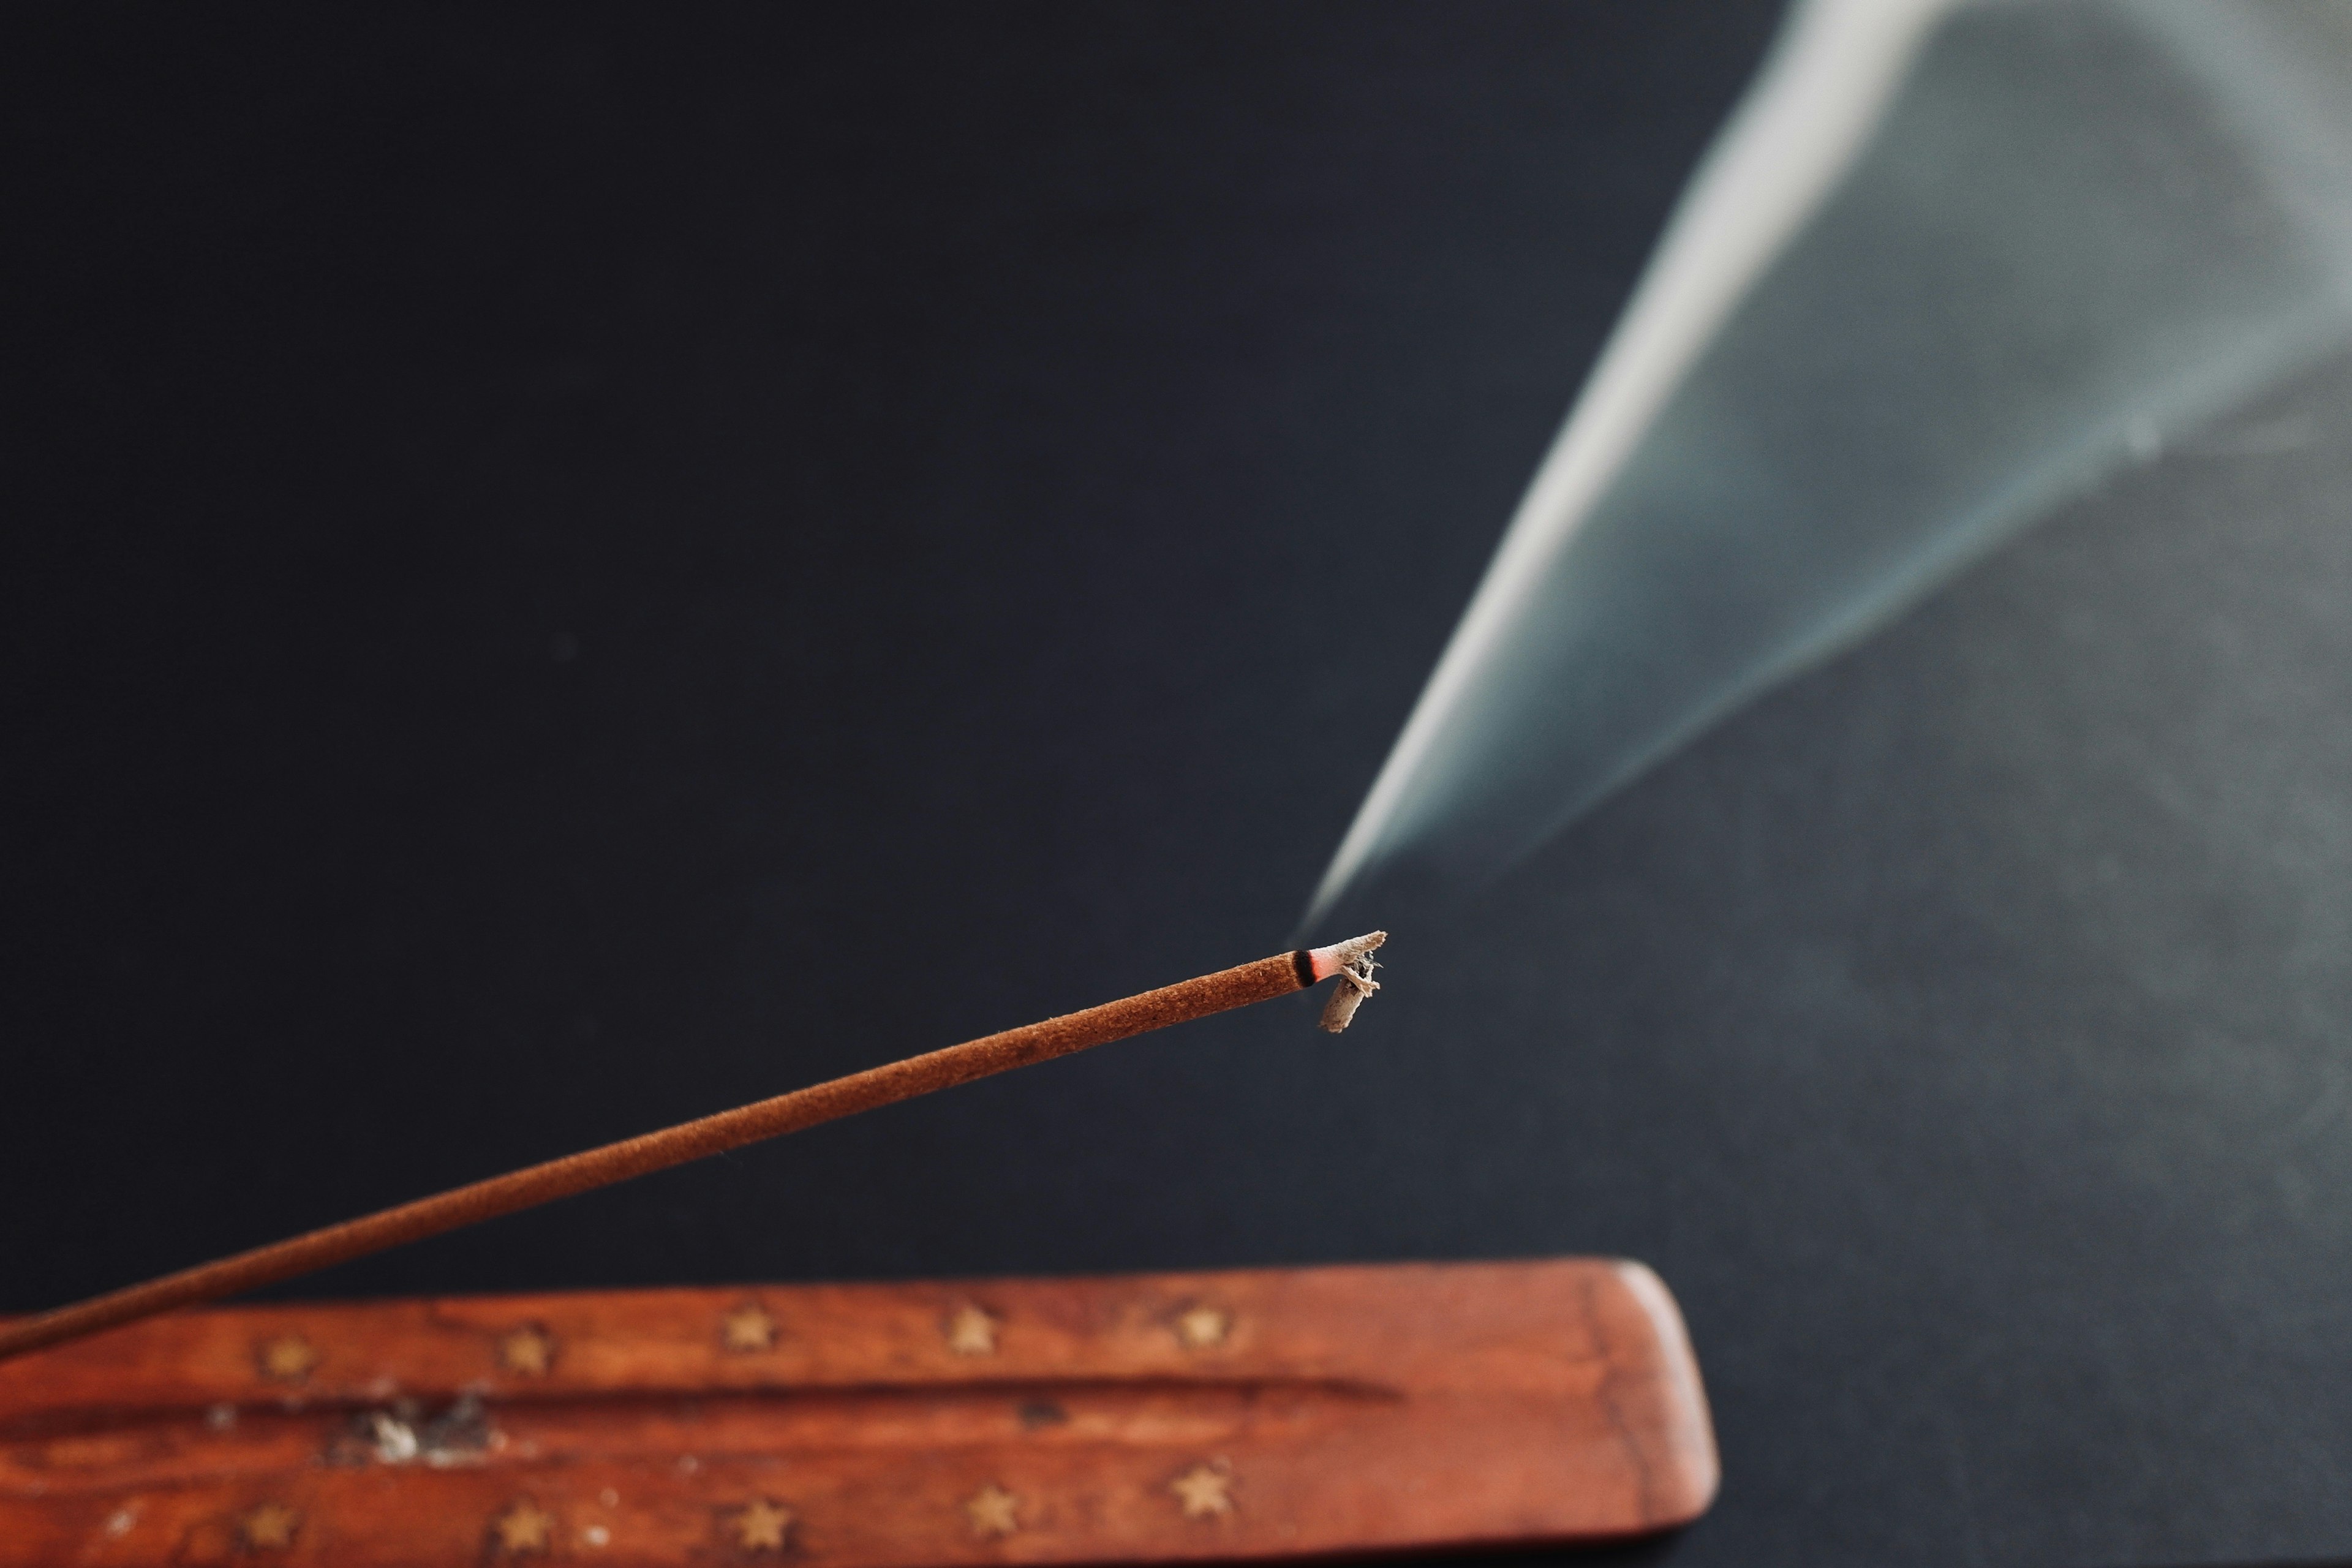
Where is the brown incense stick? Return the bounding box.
[0,932,1387,1365]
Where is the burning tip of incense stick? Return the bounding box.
[1307,930,1387,981]
[1309,930,1387,1033]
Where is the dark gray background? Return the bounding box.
[8,7,2352,1566]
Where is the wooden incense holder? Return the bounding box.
[0,1258,1717,1566]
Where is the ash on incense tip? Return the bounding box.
[1308,931,1387,1033]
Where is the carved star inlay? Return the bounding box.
[492,1499,555,1555]
[946,1303,998,1356]
[1170,1462,1234,1519]
[722,1304,778,1353]
[965,1484,1021,1539]
[730,1498,794,1553]
[241,1502,300,1550]
[497,1325,556,1377]
[256,1335,317,1382]
[1175,1305,1231,1349]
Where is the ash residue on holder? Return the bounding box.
[324,1393,493,1468]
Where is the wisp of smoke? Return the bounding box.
[1307,0,2352,930]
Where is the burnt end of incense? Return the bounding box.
[1314,931,1387,1034]
[0,934,1390,1365]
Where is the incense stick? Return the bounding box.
[0,932,1387,1365]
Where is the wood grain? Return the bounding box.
[0,1258,1716,1566]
